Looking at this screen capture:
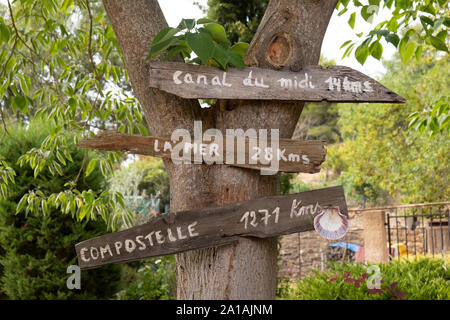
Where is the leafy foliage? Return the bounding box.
[108,157,170,226]
[199,0,269,44]
[148,18,248,70]
[325,51,449,205]
[118,256,176,300]
[280,258,450,300]
[407,95,449,136]
[0,119,122,299]
[337,0,448,65]
[0,0,139,230]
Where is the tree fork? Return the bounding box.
[101,0,337,299]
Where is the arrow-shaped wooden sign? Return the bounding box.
[76,186,347,270]
[77,131,327,173]
[149,62,405,103]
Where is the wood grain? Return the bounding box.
[149,62,405,103]
[76,186,347,269]
[77,131,327,173]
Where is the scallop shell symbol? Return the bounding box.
[313,206,349,240]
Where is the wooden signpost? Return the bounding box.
[77,131,327,173]
[75,45,405,274]
[76,186,347,270]
[149,62,406,103]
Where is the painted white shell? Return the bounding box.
[314,206,349,240]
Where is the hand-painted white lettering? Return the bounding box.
[188,221,199,237]
[184,73,194,84]
[163,141,173,152]
[154,139,160,152]
[197,74,207,85]
[302,154,310,164]
[243,71,255,87]
[260,209,270,226]
[325,77,341,91]
[363,81,373,92]
[278,74,314,89]
[288,153,300,162]
[125,239,136,253]
[155,231,165,244]
[90,247,99,260]
[254,77,269,88]
[114,241,122,255]
[80,248,90,262]
[222,72,232,87]
[167,228,177,242]
[145,231,155,246]
[173,71,183,84]
[136,235,146,250]
[277,149,287,161]
[290,200,321,218]
[100,244,113,259]
[177,227,187,240]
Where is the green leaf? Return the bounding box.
[227,50,246,68]
[85,159,96,178]
[348,12,356,29]
[177,19,196,31]
[401,42,416,65]
[211,42,230,70]
[370,41,383,60]
[230,42,249,58]
[436,30,447,43]
[415,45,423,61]
[384,33,400,47]
[147,36,179,60]
[147,27,181,60]
[15,96,28,114]
[355,44,370,65]
[164,42,191,61]
[419,15,433,27]
[153,27,180,45]
[340,40,352,49]
[197,18,215,24]
[204,23,229,45]
[186,31,215,65]
[430,36,448,52]
[0,22,10,44]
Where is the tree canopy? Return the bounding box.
[325,49,449,205]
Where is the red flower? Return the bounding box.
[344,278,354,284]
[368,288,383,295]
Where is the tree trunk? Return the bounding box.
[101,0,337,299]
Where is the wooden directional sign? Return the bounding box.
[77,131,327,173]
[149,62,405,103]
[76,186,347,270]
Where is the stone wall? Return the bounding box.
[278,209,365,280]
[278,209,449,280]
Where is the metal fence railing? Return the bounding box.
[382,202,450,261]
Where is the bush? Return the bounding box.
[280,258,450,300]
[0,120,123,299]
[119,255,176,300]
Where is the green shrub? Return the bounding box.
[0,120,123,299]
[280,258,450,300]
[119,256,176,300]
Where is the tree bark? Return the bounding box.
[101,0,337,299]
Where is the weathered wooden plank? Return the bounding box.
[76,186,347,269]
[149,62,405,103]
[77,131,327,173]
